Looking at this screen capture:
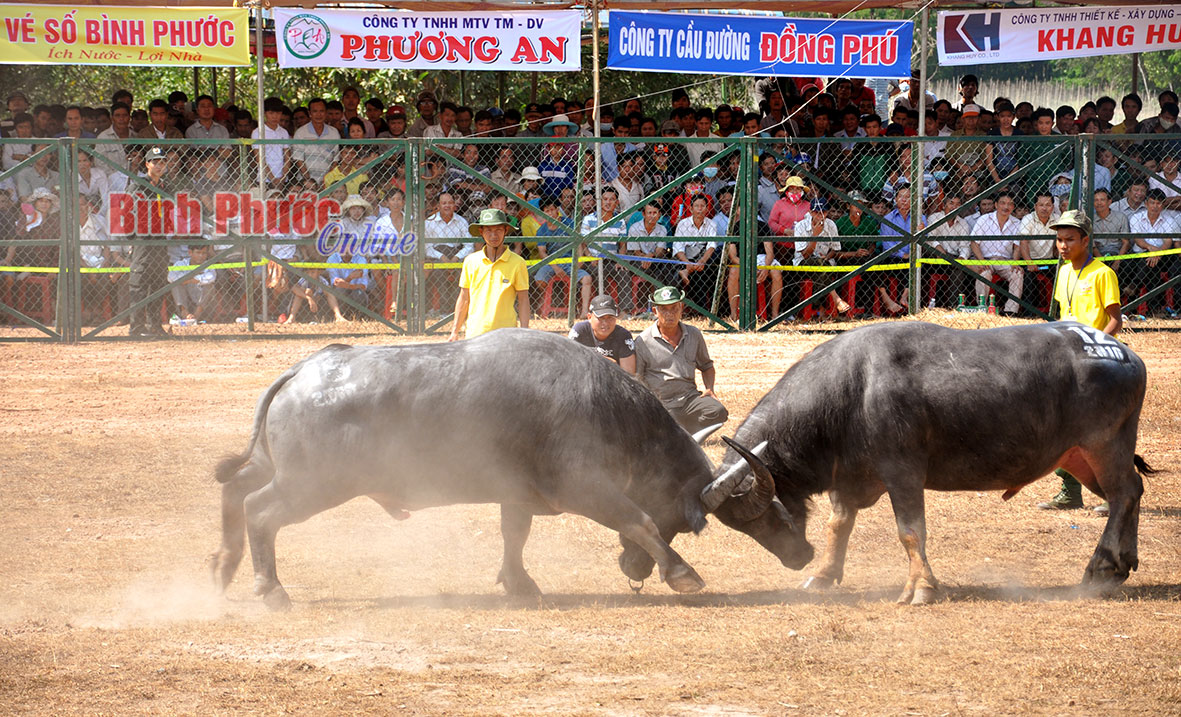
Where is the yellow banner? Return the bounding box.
[0,5,249,66]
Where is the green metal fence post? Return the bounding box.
[908,137,921,315]
[740,139,757,329]
[410,139,428,334]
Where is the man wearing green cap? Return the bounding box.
[448,208,530,341]
[1038,209,1122,513]
[632,286,728,432]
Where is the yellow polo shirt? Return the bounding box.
[1054,258,1120,331]
[460,247,529,338]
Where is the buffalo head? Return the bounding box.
[700,437,813,570]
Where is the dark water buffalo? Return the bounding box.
[209,329,809,609]
[715,321,1155,604]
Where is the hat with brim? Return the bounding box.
[144,146,167,163]
[520,166,542,181]
[29,186,59,213]
[589,294,618,317]
[781,176,808,192]
[543,114,579,136]
[340,194,373,214]
[651,285,685,305]
[1049,209,1091,235]
[469,207,517,236]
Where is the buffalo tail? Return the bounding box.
[1134,454,1158,476]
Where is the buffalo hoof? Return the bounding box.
[618,550,655,582]
[498,569,542,598]
[1083,548,1136,587]
[262,586,292,612]
[799,575,836,591]
[910,585,939,606]
[664,563,705,594]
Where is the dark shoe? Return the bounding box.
[1037,484,1084,510]
[1093,502,1110,516]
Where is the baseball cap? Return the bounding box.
[653,143,670,155]
[1048,209,1092,236]
[660,119,680,134]
[962,104,982,118]
[589,294,618,317]
[144,146,167,162]
[651,286,685,305]
[847,190,867,202]
[386,104,407,119]
[416,90,437,106]
[524,103,543,117]
[810,196,829,213]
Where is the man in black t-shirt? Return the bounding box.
[568,294,636,374]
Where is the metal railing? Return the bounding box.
[0,133,1177,341]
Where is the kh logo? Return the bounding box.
[284,14,331,60]
[944,12,1001,53]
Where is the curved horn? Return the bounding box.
[723,438,776,522]
[690,422,725,446]
[700,438,769,513]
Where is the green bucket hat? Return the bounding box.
[651,285,685,305]
[1048,209,1092,236]
[469,208,517,236]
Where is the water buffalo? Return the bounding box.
[713,321,1155,604]
[209,329,810,610]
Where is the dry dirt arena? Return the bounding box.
[2,314,1180,715]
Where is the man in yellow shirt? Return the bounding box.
[448,208,530,340]
[1038,209,1122,512]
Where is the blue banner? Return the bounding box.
[608,12,912,78]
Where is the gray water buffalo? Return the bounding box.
[209,329,809,609]
[711,321,1155,604]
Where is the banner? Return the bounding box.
[938,5,1181,66]
[607,12,912,78]
[274,9,581,71]
[0,5,249,66]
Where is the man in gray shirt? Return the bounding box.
[633,285,728,433]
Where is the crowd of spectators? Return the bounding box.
[1,73,1178,326]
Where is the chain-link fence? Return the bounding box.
[1,134,1177,341]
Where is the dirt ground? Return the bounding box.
[2,315,1180,715]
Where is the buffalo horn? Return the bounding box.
[690,423,725,446]
[700,438,770,513]
[723,438,776,521]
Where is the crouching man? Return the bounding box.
[632,285,728,432]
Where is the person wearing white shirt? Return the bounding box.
[579,188,634,314]
[968,191,1024,313]
[292,99,340,183]
[673,194,721,308]
[926,194,974,305]
[252,99,291,188]
[1113,179,1148,218]
[424,192,472,261]
[1128,189,1177,312]
[1018,192,1060,310]
[627,202,674,289]
[791,198,850,314]
[76,152,110,215]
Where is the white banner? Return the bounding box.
[274,9,581,71]
[937,5,1181,66]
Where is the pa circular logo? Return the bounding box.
[284,14,330,60]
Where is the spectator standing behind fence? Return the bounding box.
[127,147,175,337]
[136,100,182,141]
[569,294,636,374]
[252,98,290,189]
[1038,210,1122,513]
[877,186,921,315]
[633,285,727,433]
[1019,192,1060,311]
[969,191,1023,314]
[1128,189,1178,315]
[292,98,340,184]
[449,208,529,341]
